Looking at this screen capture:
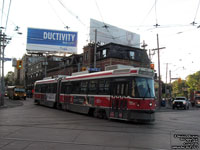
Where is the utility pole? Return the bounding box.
[0,31,11,106]
[152,34,166,108]
[1,33,5,106]
[169,70,172,99]
[94,29,97,68]
[0,30,2,106]
[0,31,5,106]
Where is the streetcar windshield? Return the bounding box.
[131,77,155,98]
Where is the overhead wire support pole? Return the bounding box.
[152,34,166,108]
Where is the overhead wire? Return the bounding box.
[139,0,157,26]
[192,0,200,25]
[57,0,87,27]
[94,0,118,43]
[5,0,12,33]
[48,0,67,28]
[154,0,159,28]
[1,0,5,27]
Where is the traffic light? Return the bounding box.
[17,60,23,69]
[150,63,154,70]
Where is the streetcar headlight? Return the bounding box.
[15,93,18,96]
[149,102,153,107]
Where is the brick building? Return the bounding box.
[19,42,150,91]
[83,42,150,71]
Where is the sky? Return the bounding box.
[1,0,200,83]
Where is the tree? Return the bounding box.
[5,71,15,86]
[172,79,188,98]
[186,71,200,92]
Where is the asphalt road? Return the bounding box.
[0,98,200,150]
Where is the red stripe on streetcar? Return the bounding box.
[66,72,113,80]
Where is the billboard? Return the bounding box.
[90,19,140,48]
[26,28,78,53]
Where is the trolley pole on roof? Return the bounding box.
[152,34,166,108]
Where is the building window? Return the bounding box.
[85,51,88,60]
[130,51,135,60]
[102,49,107,58]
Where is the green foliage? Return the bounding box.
[171,71,200,97]
[172,79,188,98]
[186,71,200,92]
[5,71,15,86]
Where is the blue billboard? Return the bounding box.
[26,28,78,53]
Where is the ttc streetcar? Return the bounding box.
[34,67,156,122]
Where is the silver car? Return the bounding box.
[172,97,190,110]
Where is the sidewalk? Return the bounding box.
[0,97,23,109]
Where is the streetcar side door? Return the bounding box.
[110,80,129,119]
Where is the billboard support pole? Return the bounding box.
[94,29,97,68]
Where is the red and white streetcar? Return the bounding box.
[34,67,156,122]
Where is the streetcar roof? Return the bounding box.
[62,67,154,81]
[35,78,58,84]
[34,67,154,84]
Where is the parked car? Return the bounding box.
[172,97,190,110]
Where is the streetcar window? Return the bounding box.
[132,77,155,98]
[80,81,88,94]
[48,83,57,93]
[46,84,50,93]
[61,82,71,94]
[89,80,98,94]
[99,79,110,95]
[125,83,129,96]
[35,84,41,92]
[117,84,120,95]
[71,81,80,94]
[131,80,136,97]
[104,80,110,94]
[61,83,65,94]
[41,84,47,93]
[121,84,124,95]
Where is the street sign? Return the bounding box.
[88,68,101,72]
[0,57,12,61]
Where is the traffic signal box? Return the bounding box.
[150,63,154,70]
[17,60,23,69]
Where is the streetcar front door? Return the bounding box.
[110,81,129,119]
